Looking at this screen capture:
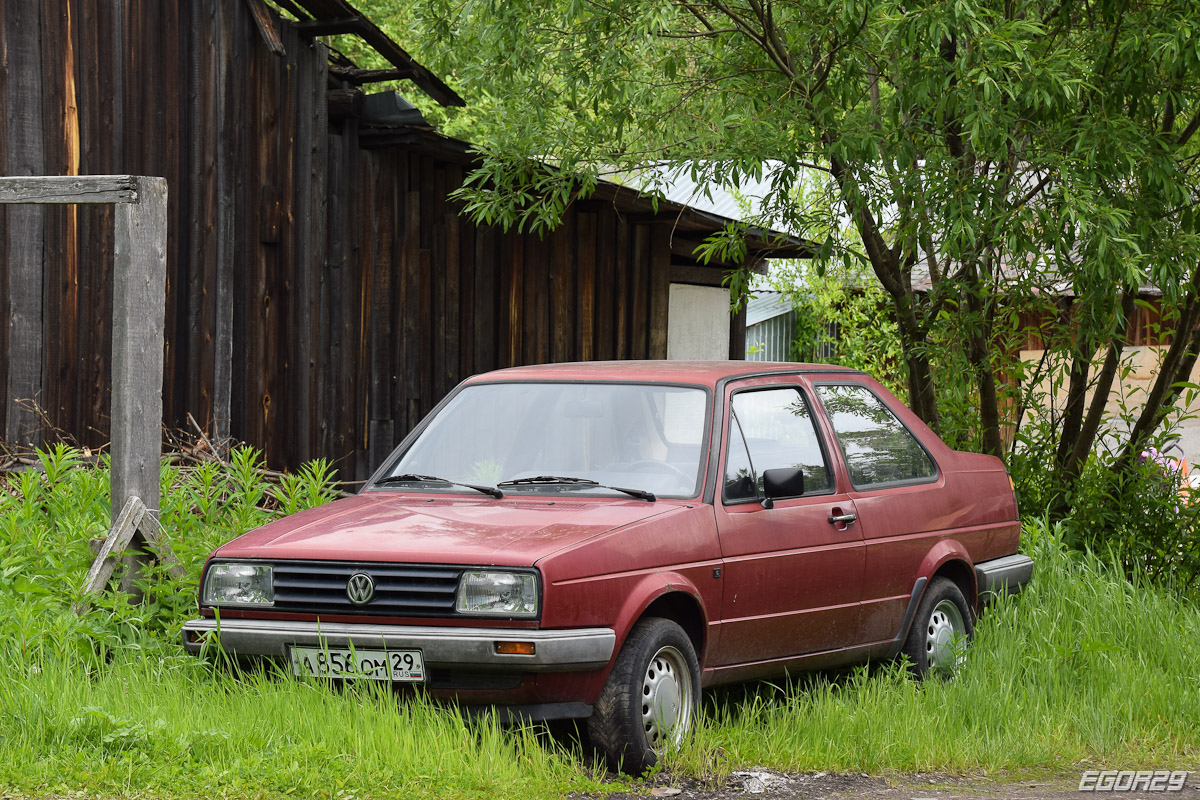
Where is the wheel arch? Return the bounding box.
[611,574,709,666]
[917,538,978,606]
[932,557,978,615]
[887,539,979,658]
[640,591,707,663]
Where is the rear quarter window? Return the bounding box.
[815,383,937,489]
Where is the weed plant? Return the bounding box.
[1,448,1198,798]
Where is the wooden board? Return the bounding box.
[4,0,46,448]
[0,175,138,204]
[576,212,596,360]
[77,495,185,612]
[649,226,671,359]
[0,0,7,438]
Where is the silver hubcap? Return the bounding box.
[641,645,693,749]
[925,599,966,674]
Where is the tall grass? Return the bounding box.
[669,519,1200,776]
[0,651,606,798]
[0,446,611,798]
[1,447,1198,797]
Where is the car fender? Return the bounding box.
[915,537,979,600]
[885,538,977,658]
[609,570,710,661]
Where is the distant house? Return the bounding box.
[0,0,809,478]
[619,169,826,364]
[743,291,844,363]
[744,292,796,361]
[1013,288,1200,463]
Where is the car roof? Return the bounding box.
[464,360,864,388]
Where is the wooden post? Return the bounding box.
[0,174,168,601]
[111,177,168,596]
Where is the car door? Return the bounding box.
[812,381,946,643]
[711,380,866,666]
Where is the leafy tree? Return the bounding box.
[345,0,1200,513]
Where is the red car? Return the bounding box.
[183,361,1030,773]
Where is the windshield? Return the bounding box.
[378,382,710,498]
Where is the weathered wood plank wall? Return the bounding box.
[0,0,720,481]
[341,145,674,478]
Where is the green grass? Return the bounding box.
[672,521,1200,775]
[1,446,1198,798]
[0,653,607,798]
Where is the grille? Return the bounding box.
[271,562,462,617]
[426,669,524,690]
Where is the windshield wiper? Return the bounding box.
[497,475,655,502]
[375,473,503,499]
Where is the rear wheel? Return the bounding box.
[587,617,700,775]
[901,577,974,679]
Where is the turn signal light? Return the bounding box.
[495,641,536,656]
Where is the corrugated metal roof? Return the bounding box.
[649,168,779,223]
[745,291,793,326]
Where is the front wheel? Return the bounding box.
[901,576,974,679]
[587,617,700,775]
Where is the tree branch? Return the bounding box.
[1176,106,1200,147]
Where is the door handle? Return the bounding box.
[828,512,857,526]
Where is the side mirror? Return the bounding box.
[762,468,805,506]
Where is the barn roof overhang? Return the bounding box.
[359,123,815,267]
[263,0,464,107]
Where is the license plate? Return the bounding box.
[288,646,424,682]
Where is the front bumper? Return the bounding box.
[181,617,616,671]
[975,553,1034,597]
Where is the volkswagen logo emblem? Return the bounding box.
[346,572,375,606]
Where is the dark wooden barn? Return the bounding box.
[0,0,807,479]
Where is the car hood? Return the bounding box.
[213,492,680,566]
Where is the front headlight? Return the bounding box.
[202,563,274,607]
[455,571,539,617]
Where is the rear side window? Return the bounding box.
[815,384,937,488]
[723,387,832,502]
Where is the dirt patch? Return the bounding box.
[606,768,1200,800]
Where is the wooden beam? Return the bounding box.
[288,0,464,106]
[76,495,184,613]
[649,226,671,359]
[729,289,748,360]
[243,0,286,56]
[670,264,731,287]
[77,495,147,607]
[328,68,417,86]
[0,175,139,204]
[668,236,706,259]
[138,510,186,580]
[293,16,361,36]
[110,176,168,599]
[327,87,365,119]
[271,0,312,21]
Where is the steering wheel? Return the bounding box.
[626,460,692,482]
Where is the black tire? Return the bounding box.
[901,576,974,679]
[587,617,701,776]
